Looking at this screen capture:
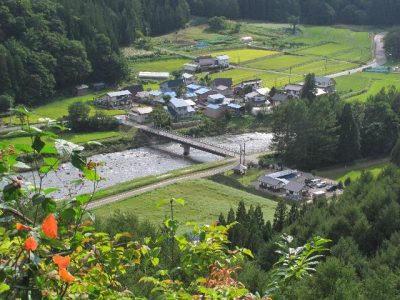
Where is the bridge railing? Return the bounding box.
[147,126,239,155]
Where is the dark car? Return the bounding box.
[326,185,338,192]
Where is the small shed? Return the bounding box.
[75,84,89,96]
[233,163,248,175]
[240,36,253,43]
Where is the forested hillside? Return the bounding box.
[0,0,189,106]
[187,0,400,26]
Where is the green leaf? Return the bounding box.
[71,152,86,171]
[76,194,91,205]
[12,106,31,116]
[60,208,76,223]
[43,188,59,195]
[13,161,31,170]
[173,198,185,206]
[41,198,57,213]
[0,283,10,294]
[150,257,159,266]
[32,194,46,205]
[156,199,169,208]
[32,136,45,153]
[40,145,58,154]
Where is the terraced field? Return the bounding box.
[207,48,279,64]
[245,54,313,71]
[290,60,357,76]
[130,58,190,74]
[336,72,400,102]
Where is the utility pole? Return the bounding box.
[243,143,246,165]
[239,144,242,165]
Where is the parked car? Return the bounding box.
[316,181,327,188]
[308,179,321,187]
[326,185,338,192]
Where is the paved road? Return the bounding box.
[87,152,264,210]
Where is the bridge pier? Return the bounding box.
[182,144,190,156]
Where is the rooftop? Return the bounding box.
[107,90,131,98]
[207,104,222,110]
[216,55,230,60]
[131,106,153,115]
[285,84,303,91]
[285,181,306,193]
[269,169,297,179]
[208,93,225,100]
[258,175,282,186]
[187,84,202,90]
[170,98,191,108]
[195,88,211,95]
[139,71,170,78]
[257,87,271,96]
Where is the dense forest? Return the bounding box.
[216,164,400,298]
[270,82,400,170]
[0,0,189,106]
[187,0,400,26]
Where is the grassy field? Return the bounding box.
[93,179,277,229]
[207,49,278,64]
[290,60,357,76]
[92,160,232,200]
[297,43,352,57]
[245,54,313,71]
[336,72,400,101]
[0,131,123,148]
[2,93,125,125]
[130,58,190,74]
[316,158,389,182]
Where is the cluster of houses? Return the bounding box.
[87,51,337,125]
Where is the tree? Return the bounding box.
[67,101,90,132]
[0,94,13,113]
[301,73,316,101]
[273,200,287,232]
[384,29,400,60]
[338,103,360,163]
[208,16,227,31]
[287,15,300,34]
[390,137,400,167]
[151,105,172,128]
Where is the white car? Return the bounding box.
[316,181,327,188]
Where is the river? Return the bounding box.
[21,132,273,198]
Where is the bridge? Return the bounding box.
[137,125,239,157]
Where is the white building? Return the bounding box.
[216,55,230,68]
[168,98,196,119]
[240,36,253,43]
[138,72,170,80]
[183,63,199,73]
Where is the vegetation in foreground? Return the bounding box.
[0,108,330,299]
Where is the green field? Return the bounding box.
[316,158,389,182]
[0,131,122,148]
[2,93,125,125]
[290,60,357,76]
[245,54,313,71]
[207,49,278,64]
[336,72,400,101]
[130,58,190,74]
[298,43,352,57]
[93,179,277,228]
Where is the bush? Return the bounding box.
[0,94,14,113]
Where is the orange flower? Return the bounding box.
[53,255,70,269]
[59,268,75,283]
[24,237,38,251]
[16,223,31,231]
[42,214,58,239]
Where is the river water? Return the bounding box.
[22,132,273,198]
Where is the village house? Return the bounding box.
[234,79,262,94]
[139,72,170,81]
[258,175,285,192]
[74,84,89,96]
[315,77,336,93]
[128,106,153,124]
[168,98,196,120]
[215,55,230,68]
[149,90,163,102]
[187,84,202,93]
[285,181,307,201]
[95,90,132,108]
[182,73,197,85]
[205,104,226,119]
[245,91,267,107]
[227,103,244,116]
[211,78,233,89]
[183,63,199,73]
[195,88,216,104]
[284,84,303,98]
[195,56,216,71]
[207,93,225,105]
[136,91,151,103]
[269,93,289,106]
[160,79,184,93]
